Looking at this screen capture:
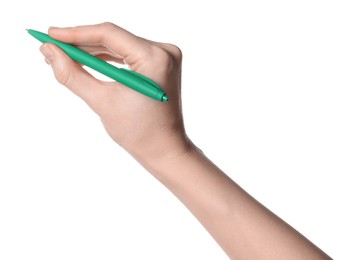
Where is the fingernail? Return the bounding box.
[49,26,71,30]
[40,44,54,64]
[48,26,60,31]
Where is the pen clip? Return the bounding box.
[119,68,161,90]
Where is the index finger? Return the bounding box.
[48,22,150,60]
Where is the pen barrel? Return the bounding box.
[28,29,167,101]
[67,48,166,100]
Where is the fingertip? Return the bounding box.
[48,26,59,35]
[48,26,72,39]
[42,42,67,58]
[48,26,59,30]
[40,43,74,84]
[40,43,54,63]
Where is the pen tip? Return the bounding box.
[161,94,169,102]
[25,29,29,31]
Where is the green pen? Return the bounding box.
[27,29,169,102]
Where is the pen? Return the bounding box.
[27,29,169,102]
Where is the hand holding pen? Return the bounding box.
[36,23,186,159]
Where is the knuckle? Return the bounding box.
[151,45,171,64]
[96,22,116,43]
[149,43,183,69]
[98,21,115,31]
[165,44,183,62]
[143,45,180,77]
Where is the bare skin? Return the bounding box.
[39,22,332,259]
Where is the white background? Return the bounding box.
[0,1,346,259]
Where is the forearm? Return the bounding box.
[136,142,331,259]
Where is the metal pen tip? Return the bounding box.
[161,94,169,102]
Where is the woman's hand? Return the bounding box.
[40,22,190,166]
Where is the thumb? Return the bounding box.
[39,43,101,104]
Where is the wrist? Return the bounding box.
[126,129,195,177]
